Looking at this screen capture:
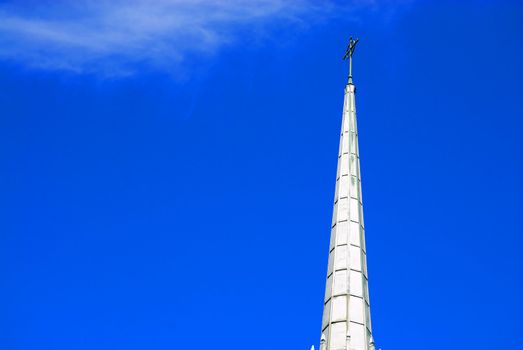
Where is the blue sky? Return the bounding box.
[1,1,522,349]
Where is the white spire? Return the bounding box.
[319,80,374,350]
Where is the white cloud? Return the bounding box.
[0,0,408,76]
[0,0,325,75]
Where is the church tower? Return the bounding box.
[318,38,375,350]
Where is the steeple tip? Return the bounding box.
[343,36,359,85]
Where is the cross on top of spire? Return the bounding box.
[343,36,359,84]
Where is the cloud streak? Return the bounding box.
[0,0,407,76]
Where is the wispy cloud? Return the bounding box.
[0,0,404,76]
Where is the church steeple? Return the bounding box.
[318,38,374,350]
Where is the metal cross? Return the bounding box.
[343,36,359,83]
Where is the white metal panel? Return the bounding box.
[349,175,358,199]
[360,227,366,252]
[327,250,334,276]
[338,198,349,222]
[343,112,350,132]
[341,133,350,154]
[338,176,349,199]
[340,154,350,176]
[350,154,357,176]
[336,221,349,246]
[342,118,350,135]
[338,132,344,155]
[333,178,339,202]
[333,270,348,296]
[331,203,338,227]
[349,221,360,247]
[350,131,356,154]
[357,179,363,204]
[350,245,362,272]
[334,245,348,271]
[362,251,368,277]
[359,203,364,228]
[324,274,332,302]
[329,226,336,251]
[322,300,331,330]
[350,270,363,298]
[350,322,365,350]
[331,296,347,322]
[349,297,364,324]
[330,322,346,350]
[365,301,371,330]
[336,155,341,179]
[349,198,359,222]
[363,276,370,303]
